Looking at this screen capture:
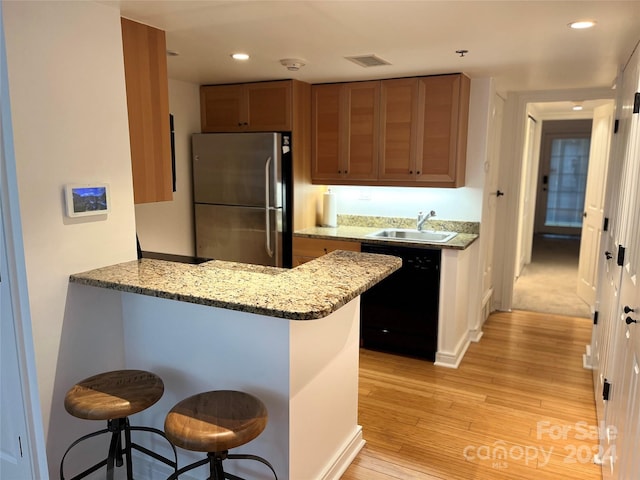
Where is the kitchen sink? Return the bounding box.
[366,228,457,243]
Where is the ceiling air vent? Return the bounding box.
[345,54,391,68]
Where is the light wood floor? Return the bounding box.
[342,310,601,480]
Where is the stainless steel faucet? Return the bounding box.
[417,210,436,231]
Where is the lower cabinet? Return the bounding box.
[292,237,361,266]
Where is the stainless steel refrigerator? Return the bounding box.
[192,132,292,267]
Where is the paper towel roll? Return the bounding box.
[322,190,337,227]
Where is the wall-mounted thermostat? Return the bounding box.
[64,184,110,217]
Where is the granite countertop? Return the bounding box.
[69,250,401,320]
[294,225,478,250]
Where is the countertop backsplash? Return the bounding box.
[337,214,480,235]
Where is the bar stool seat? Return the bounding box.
[64,369,164,420]
[60,369,177,480]
[164,390,277,480]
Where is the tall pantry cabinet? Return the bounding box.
[121,18,173,204]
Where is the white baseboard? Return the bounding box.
[320,425,366,480]
[435,338,471,369]
[468,329,484,343]
[583,344,593,370]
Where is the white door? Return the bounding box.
[1,9,37,475]
[481,94,504,310]
[577,103,615,306]
[0,196,32,479]
[611,48,640,478]
[515,115,537,277]
[592,44,640,479]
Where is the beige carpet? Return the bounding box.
[512,234,591,318]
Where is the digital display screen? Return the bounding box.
[65,184,110,217]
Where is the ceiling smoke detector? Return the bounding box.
[345,54,391,68]
[280,58,306,71]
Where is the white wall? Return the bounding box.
[3,1,137,475]
[135,78,200,256]
[329,78,489,223]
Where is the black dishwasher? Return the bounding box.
[360,243,440,361]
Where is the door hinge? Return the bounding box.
[603,379,611,401]
[593,311,599,325]
[614,119,619,133]
[603,217,609,232]
[617,245,626,266]
[634,92,640,114]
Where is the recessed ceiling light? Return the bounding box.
[572,102,584,111]
[231,53,250,61]
[569,20,596,29]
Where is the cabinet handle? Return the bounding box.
[605,251,613,260]
[416,171,421,175]
[409,170,413,174]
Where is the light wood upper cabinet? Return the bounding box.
[312,73,470,188]
[311,84,342,180]
[378,78,419,181]
[311,81,379,183]
[416,74,470,187]
[200,81,292,132]
[121,18,173,204]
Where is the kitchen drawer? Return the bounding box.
[292,237,361,264]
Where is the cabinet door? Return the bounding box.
[200,84,245,132]
[245,81,292,131]
[378,78,419,180]
[292,237,361,265]
[416,74,469,186]
[344,81,379,180]
[121,18,173,204]
[311,84,344,181]
[200,81,292,133]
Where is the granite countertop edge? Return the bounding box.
[69,251,401,321]
[294,225,478,250]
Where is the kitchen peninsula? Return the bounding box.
[69,250,400,480]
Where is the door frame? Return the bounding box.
[493,87,615,312]
[0,6,48,476]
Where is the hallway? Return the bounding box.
[512,234,591,318]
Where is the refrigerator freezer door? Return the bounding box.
[195,204,282,266]
[192,133,282,208]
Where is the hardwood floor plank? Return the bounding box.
[342,310,601,479]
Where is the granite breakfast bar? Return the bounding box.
[69,250,400,480]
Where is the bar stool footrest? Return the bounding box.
[227,454,278,480]
[60,421,178,480]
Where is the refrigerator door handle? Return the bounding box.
[265,156,274,258]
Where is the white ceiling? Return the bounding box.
[107,0,639,95]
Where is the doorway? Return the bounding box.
[511,102,614,318]
[534,120,592,236]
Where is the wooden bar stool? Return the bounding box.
[164,390,278,480]
[60,369,178,480]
